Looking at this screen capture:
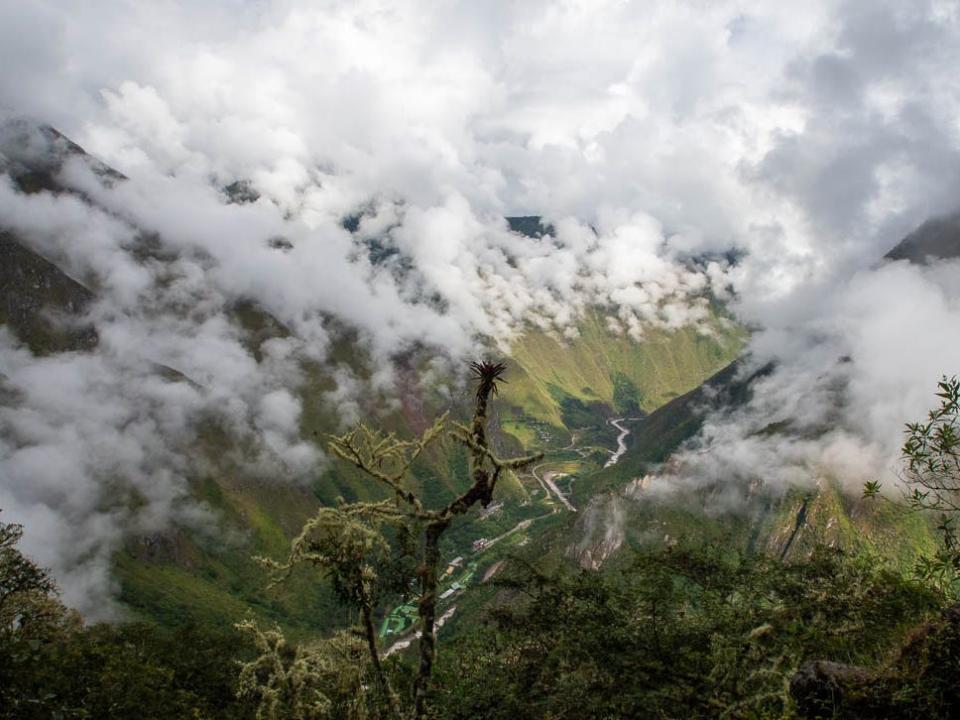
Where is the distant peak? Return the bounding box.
[885,213,960,264]
[506,216,555,239]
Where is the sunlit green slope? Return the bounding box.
[112,301,744,633]
[500,306,744,444]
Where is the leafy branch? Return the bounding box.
[864,375,960,598]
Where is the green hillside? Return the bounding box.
[500,306,744,444]
[1,125,938,654]
[111,301,742,633]
[552,359,940,579]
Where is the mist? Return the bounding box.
[2,0,960,614]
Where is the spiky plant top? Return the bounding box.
[469,360,507,402]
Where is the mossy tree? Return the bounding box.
[247,361,542,719]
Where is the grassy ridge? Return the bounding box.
[501,307,744,431]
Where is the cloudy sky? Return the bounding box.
[2,0,960,614]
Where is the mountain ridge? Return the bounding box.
[0,121,742,631]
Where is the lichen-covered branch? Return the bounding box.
[236,620,372,720]
[411,362,542,719]
[255,360,541,719]
[327,414,448,513]
[253,500,406,714]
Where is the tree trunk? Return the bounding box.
[361,603,401,719]
[412,520,447,719]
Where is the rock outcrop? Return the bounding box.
[791,604,960,719]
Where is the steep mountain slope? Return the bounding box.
[0,230,98,354]
[554,206,960,576]
[886,212,960,263]
[565,347,939,572]
[501,306,743,435]
[0,122,743,633]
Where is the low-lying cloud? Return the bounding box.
[1,0,960,613]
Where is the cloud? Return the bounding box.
[1,0,960,611]
[665,259,960,503]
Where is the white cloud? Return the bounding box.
[2,0,960,610]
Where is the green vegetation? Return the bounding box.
[612,370,642,414]
[2,620,255,720]
[2,511,254,719]
[7,528,958,719]
[434,544,944,719]
[501,306,744,433]
[246,361,542,719]
[866,375,960,598]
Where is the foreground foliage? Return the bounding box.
[3,504,959,719]
[433,545,944,719]
[1,511,254,719]
[865,375,960,598]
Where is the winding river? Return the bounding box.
[603,418,631,468]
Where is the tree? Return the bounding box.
[236,621,369,720]
[900,375,960,512]
[0,510,66,635]
[249,360,542,719]
[865,376,960,596]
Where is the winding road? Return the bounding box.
[381,417,635,658]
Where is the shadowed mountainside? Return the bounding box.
[886,212,960,263]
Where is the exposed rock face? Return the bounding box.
[791,605,960,719]
[129,531,191,566]
[0,231,98,354]
[0,118,125,190]
[886,213,960,263]
[623,474,653,497]
[0,119,126,355]
[570,493,626,569]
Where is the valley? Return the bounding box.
[5,6,960,716]
[1,119,956,720]
[376,414,635,651]
[0,120,748,637]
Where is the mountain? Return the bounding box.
[885,212,960,263]
[560,359,938,575]
[554,204,960,576]
[2,119,946,645]
[0,122,742,633]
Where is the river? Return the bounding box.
[603,418,631,468]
